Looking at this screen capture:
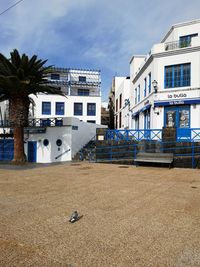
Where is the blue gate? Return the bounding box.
[28,141,37,162]
[0,139,14,161]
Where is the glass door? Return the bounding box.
[164,105,190,140]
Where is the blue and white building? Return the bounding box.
[128,19,200,139]
[30,67,101,125]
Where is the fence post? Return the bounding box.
[192,141,195,169]
[134,144,137,160]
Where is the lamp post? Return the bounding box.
[152,80,158,93]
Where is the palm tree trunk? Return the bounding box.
[9,96,29,163]
[13,126,26,162]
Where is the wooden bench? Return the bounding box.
[134,152,174,168]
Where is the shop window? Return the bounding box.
[42,102,51,115]
[87,103,96,116]
[56,102,64,115]
[74,103,83,116]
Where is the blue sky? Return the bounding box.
[0,0,200,101]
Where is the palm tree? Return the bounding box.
[0,49,65,163]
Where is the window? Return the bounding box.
[74,103,83,115]
[79,76,86,82]
[42,102,51,115]
[116,115,118,129]
[116,99,118,112]
[119,112,122,128]
[179,33,198,48]
[135,88,137,104]
[87,120,96,124]
[51,73,60,80]
[56,102,64,115]
[119,94,122,109]
[148,73,151,93]
[165,63,191,88]
[87,103,96,116]
[138,85,140,103]
[144,78,147,97]
[78,89,89,96]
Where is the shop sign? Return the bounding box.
[168,93,187,99]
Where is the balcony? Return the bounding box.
[150,36,200,54]
[165,40,191,51]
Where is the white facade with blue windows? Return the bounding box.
[129,19,200,139]
[30,67,101,125]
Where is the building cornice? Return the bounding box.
[132,46,200,84]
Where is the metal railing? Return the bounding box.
[165,40,191,51]
[0,118,64,128]
[96,140,200,169]
[106,128,200,142]
[106,129,162,141]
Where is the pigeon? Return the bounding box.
[69,211,83,223]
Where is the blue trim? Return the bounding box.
[140,104,151,113]
[74,102,83,116]
[164,63,191,89]
[42,102,51,115]
[55,102,64,115]
[154,98,200,107]
[148,73,151,93]
[144,78,147,97]
[28,141,37,163]
[138,85,140,103]
[87,103,96,116]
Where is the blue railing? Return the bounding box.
[106,128,200,142]
[96,140,200,169]
[106,129,162,141]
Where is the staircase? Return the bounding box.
[73,136,96,162]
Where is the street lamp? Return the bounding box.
[152,80,158,93]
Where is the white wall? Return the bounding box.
[31,94,101,124]
[25,117,107,163]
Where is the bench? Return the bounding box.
[134,152,174,168]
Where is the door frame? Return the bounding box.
[27,141,37,162]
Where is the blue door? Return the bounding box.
[0,139,14,161]
[28,141,37,162]
[164,105,190,140]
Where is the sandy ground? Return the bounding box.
[0,162,200,267]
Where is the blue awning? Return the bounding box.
[154,98,200,107]
[140,104,151,112]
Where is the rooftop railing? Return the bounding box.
[165,40,191,51]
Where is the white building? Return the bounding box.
[112,76,131,129]
[126,19,200,140]
[30,67,101,125]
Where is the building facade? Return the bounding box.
[109,76,131,129]
[129,19,200,138]
[29,68,101,125]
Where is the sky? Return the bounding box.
[0,0,200,101]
